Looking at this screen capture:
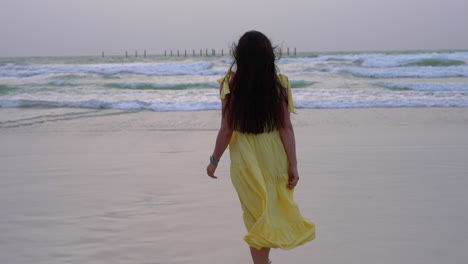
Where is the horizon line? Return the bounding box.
[1,48,468,59]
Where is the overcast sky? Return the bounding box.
[1,0,467,57]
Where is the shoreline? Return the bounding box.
[1,106,468,133]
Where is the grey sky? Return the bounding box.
[1,0,467,57]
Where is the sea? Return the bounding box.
[2,51,468,264]
[1,50,468,111]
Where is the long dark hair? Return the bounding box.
[225,30,287,134]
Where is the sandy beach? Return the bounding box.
[1,107,467,264]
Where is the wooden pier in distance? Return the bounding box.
[100,47,298,58]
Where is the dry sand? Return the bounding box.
[1,107,467,264]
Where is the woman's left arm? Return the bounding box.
[206,86,233,179]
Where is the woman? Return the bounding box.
[206,30,315,264]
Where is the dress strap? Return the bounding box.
[216,71,233,100]
[278,74,295,113]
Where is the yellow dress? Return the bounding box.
[217,72,316,250]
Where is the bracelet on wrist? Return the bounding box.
[210,155,220,164]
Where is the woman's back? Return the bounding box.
[221,31,289,135]
[218,72,295,115]
[216,70,315,249]
[207,30,315,263]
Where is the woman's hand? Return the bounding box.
[206,163,218,179]
[287,166,299,189]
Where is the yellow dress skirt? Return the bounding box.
[217,73,316,250]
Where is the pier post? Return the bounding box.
[125,51,128,58]
[200,49,202,56]
[177,50,180,56]
[287,47,289,56]
[135,50,138,57]
[294,47,296,56]
[184,50,187,57]
[170,50,173,56]
[165,50,167,56]
[206,49,208,56]
[193,49,195,56]
[221,49,223,56]
[144,50,146,57]
[102,51,104,58]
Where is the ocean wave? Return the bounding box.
[356,52,468,67]
[101,80,318,90]
[373,82,468,91]
[278,57,322,63]
[104,82,219,90]
[0,84,18,94]
[276,52,467,68]
[290,80,318,88]
[51,74,89,80]
[407,58,465,67]
[33,81,80,87]
[337,65,468,78]
[294,100,468,108]
[293,51,468,67]
[0,99,220,111]
[1,97,467,111]
[0,61,222,78]
[221,58,233,64]
[100,80,318,91]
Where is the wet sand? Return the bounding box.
[1,107,467,264]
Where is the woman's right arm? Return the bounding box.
[279,96,299,189]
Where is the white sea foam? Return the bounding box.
[374,82,468,91]
[104,82,218,90]
[1,93,467,111]
[0,99,222,111]
[0,61,221,78]
[297,52,468,67]
[294,99,468,108]
[314,65,468,78]
[278,57,324,63]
